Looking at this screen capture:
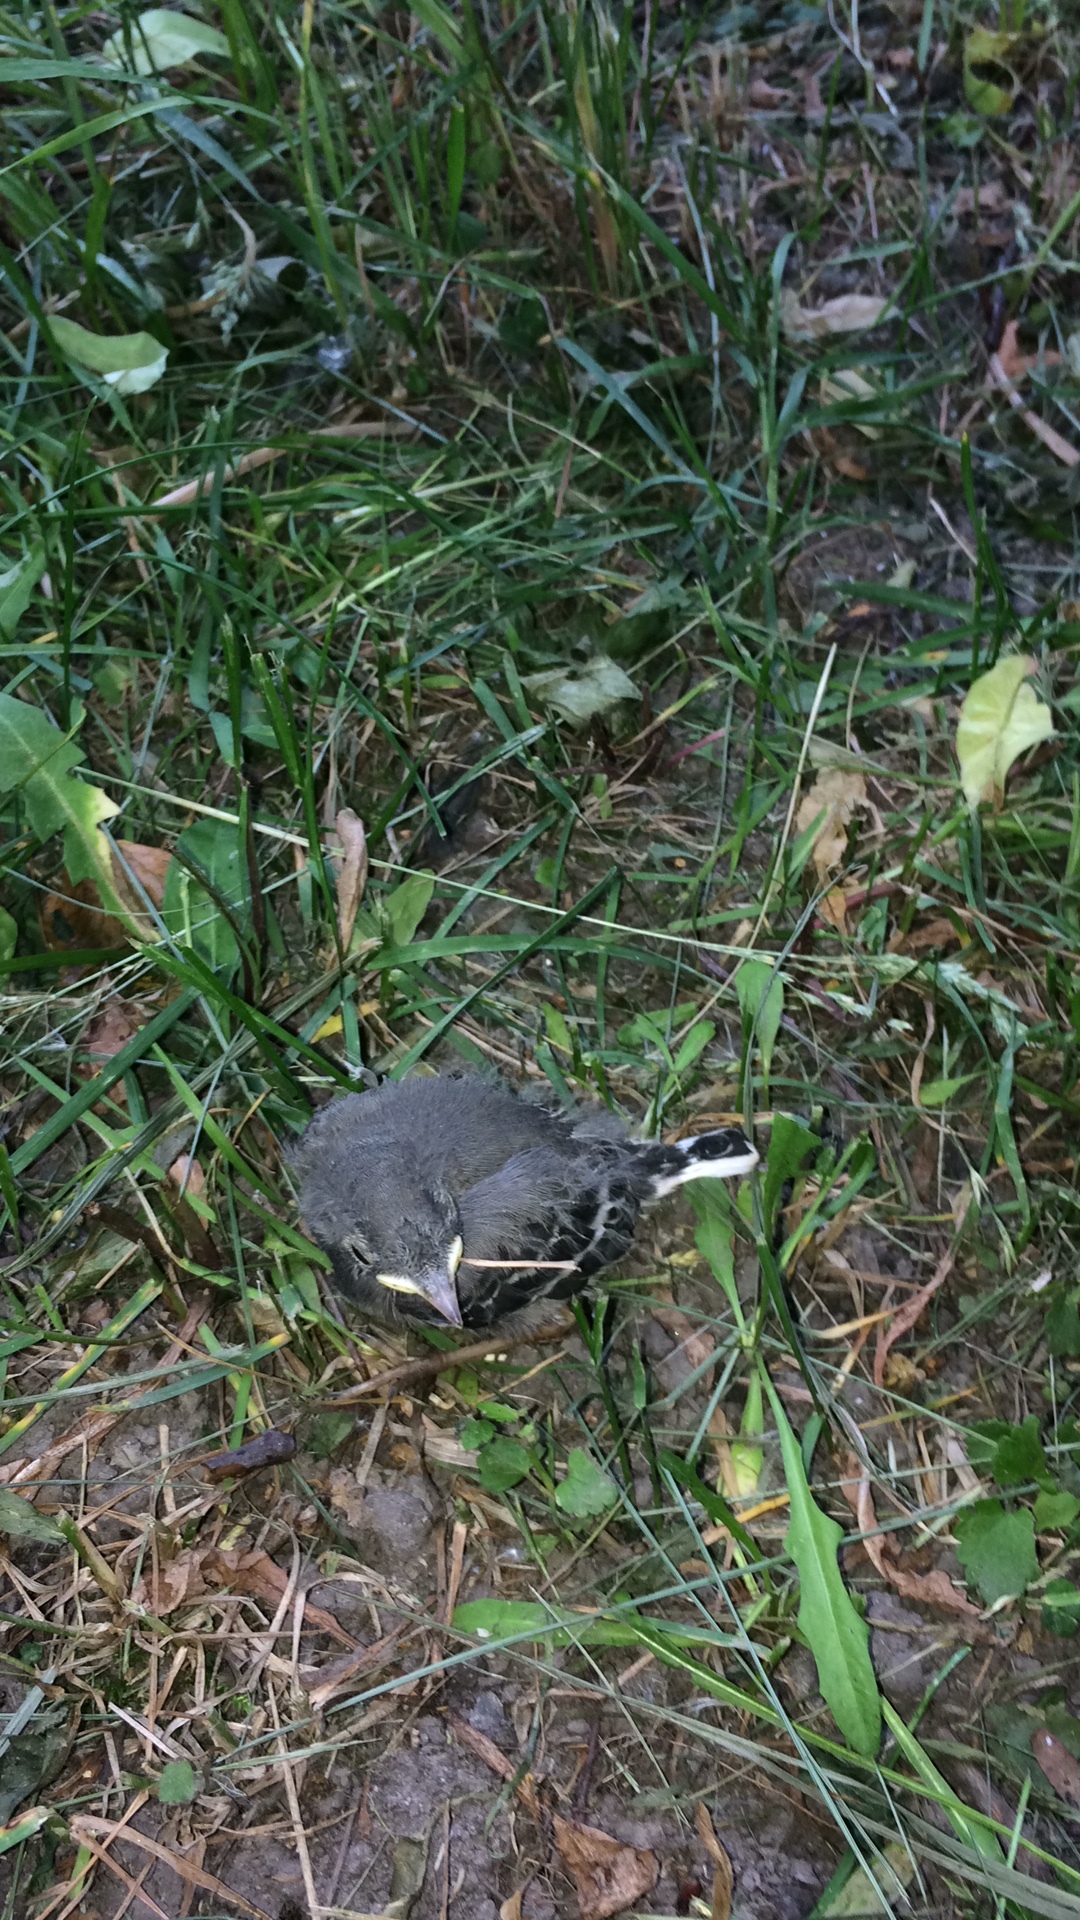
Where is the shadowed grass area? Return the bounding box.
[2,0,1080,1912]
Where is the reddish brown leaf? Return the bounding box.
[1033,1729,1080,1810]
[113,839,171,910]
[553,1815,658,1920]
[82,998,145,1065]
[40,875,128,954]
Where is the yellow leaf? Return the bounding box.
[956,655,1054,808]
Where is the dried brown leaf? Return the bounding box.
[781,292,890,340]
[113,838,171,909]
[202,1429,296,1481]
[795,770,867,879]
[82,998,144,1065]
[552,1815,659,1920]
[204,1547,357,1645]
[1033,1728,1080,1809]
[996,319,1062,382]
[332,807,368,949]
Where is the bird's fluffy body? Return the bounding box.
[294,1074,756,1329]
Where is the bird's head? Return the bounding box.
[310,1153,466,1326]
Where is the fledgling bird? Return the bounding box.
[293,1075,757,1330]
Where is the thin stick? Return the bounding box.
[315,1320,570,1407]
[461,1257,578,1270]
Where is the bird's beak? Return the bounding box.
[416,1264,464,1327]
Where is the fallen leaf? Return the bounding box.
[956,655,1054,808]
[81,998,144,1065]
[795,770,868,879]
[448,1712,542,1819]
[40,840,171,956]
[101,6,230,71]
[815,1842,916,1914]
[202,1430,296,1482]
[332,808,368,950]
[748,77,790,108]
[989,355,1080,466]
[1033,1728,1080,1809]
[841,1456,979,1618]
[168,1154,206,1200]
[781,292,890,341]
[874,1250,952,1389]
[553,1815,658,1920]
[113,839,171,911]
[651,1306,716,1375]
[996,319,1062,382]
[40,875,129,955]
[329,1467,368,1529]
[953,183,1006,214]
[964,25,1018,116]
[48,317,168,395]
[695,1805,733,1920]
[819,367,883,439]
[499,1894,525,1920]
[523,656,640,727]
[134,1546,212,1616]
[203,1548,357,1644]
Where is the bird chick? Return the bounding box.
[293,1074,757,1330]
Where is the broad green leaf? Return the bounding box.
[476,1436,531,1492]
[1042,1579,1080,1636]
[0,692,122,911]
[690,1182,740,1317]
[162,817,247,978]
[101,8,230,73]
[954,1498,1037,1604]
[1046,1291,1080,1358]
[919,1073,980,1107]
[555,1446,617,1518]
[157,1758,198,1804]
[956,655,1053,808]
[1034,1489,1080,1532]
[963,26,1017,116]
[0,906,17,964]
[543,1002,575,1056]
[0,547,45,638]
[460,1418,495,1449]
[768,1380,881,1756]
[761,1113,819,1238]
[0,1488,64,1544]
[736,959,783,1096]
[523,656,639,727]
[384,871,435,949]
[453,1598,630,1645]
[672,1017,715,1076]
[990,1414,1052,1490]
[48,317,168,395]
[0,691,83,836]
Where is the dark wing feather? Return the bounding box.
[455,1147,643,1327]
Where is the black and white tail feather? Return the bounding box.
[294,1076,758,1331]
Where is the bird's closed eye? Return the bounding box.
[344,1233,373,1266]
